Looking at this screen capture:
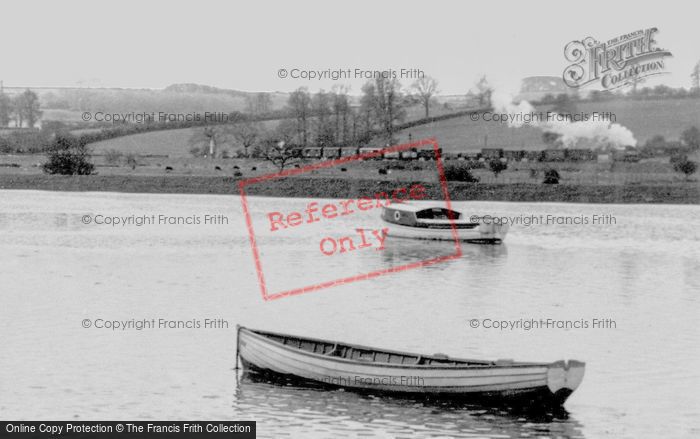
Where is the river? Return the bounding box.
[0,190,698,438]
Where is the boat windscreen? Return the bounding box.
[415,208,461,220]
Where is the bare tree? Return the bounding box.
[411,76,439,118]
[231,121,262,157]
[257,119,303,170]
[312,90,334,149]
[331,84,351,145]
[0,91,12,127]
[372,77,405,145]
[14,89,42,128]
[359,81,377,141]
[189,126,232,158]
[273,118,298,145]
[691,61,700,90]
[348,107,361,146]
[287,87,311,147]
[261,140,301,170]
[246,93,273,115]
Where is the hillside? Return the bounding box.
[5,83,468,127]
[394,98,700,152]
[89,119,283,158]
[1,85,290,123]
[89,128,198,157]
[86,103,460,157]
[85,98,700,157]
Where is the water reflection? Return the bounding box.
[381,238,508,266]
[233,371,584,439]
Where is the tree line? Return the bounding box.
[0,89,43,128]
[282,77,423,150]
[187,76,447,168]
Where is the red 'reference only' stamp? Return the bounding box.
[239,138,462,301]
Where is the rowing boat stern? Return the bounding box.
[546,360,586,403]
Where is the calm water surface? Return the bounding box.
[0,190,698,438]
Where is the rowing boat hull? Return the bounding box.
[237,327,584,405]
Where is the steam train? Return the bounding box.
[298,146,442,161]
[297,146,639,162]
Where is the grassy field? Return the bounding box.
[89,128,199,158]
[1,149,697,186]
[84,102,460,158]
[83,98,700,159]
[1,150,697,203]
[1,173,697,204]
[87,119,283,158]
[394,98,700,151]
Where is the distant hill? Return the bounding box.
[163,83,250,96]
[0,84,291,123]
[163,83,290,108]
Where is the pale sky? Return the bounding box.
[1,0,697,94]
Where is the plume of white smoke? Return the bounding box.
[491,90,636,150]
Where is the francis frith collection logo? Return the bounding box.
[563,28,672,90]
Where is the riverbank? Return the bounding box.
[0,174,697,204]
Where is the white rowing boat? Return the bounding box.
[381,204,509,243]
[237,326,584,406]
